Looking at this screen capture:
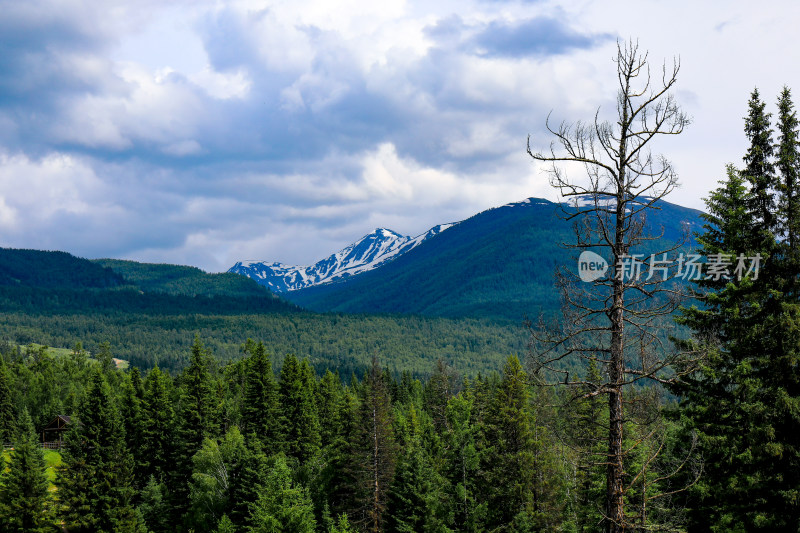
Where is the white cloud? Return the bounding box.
[0,151,106,228]
[2,0,800,272]
[190,66,252,100]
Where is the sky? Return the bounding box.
[1,0,799,272]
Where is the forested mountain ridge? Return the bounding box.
[283,197,704,321]
[94,258,287,299]
[0,248,125,289]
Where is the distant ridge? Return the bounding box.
[228,224,453,292]
[277,197,704,321]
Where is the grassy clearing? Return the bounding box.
[1,448,62,490]
[16,343,130,370]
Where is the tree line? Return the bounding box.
[0,337,681,532]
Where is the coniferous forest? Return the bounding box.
[2,62,800,533]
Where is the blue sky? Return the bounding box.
[1,0,798,272]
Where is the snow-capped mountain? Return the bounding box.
[229,224,454,292]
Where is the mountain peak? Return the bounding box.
[228,224,452,292]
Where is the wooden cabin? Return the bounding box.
[42,415,71,449]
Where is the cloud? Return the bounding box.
[470,16,612,58]
[4,0,795,273]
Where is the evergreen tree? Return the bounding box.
[481,355,542,529]
[138,475,171,533]
[776,86,800,272]
[675,88,800,529]
[96,341,117,376]
[170,338,220,522]
[443,388,486,532]
[141,365,177,483]
[119,370,146,488]
[350,357,397,532]
[743,88,778,235]
[0,358,15,444]
[278,355,321,463]
[424,358,457,435]
[0,409,51,532]
[319,385,362,523]
[385,404,450,533]
[316,369,344,449]
[215,514,236,533]
[57,369,141,532]
[240,341,280,448]
[327,513,356,533]
[561,358,607,532]
[247,454,317,533]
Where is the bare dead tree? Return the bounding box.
[527,40,702,532]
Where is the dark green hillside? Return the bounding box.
[0,249,299,316]
[0,248,124,289]
[285,198,703,321]
[94,258,276,298]
[0,249,524,376]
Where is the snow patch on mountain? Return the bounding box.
[229,223,454,292]
[229,197,563,293]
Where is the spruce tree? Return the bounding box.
[675,89,800,529]
[347,357,397,532]
[385,404,449,533]
[57,369,140,532]
[171,338,220,523]
[0,409,51,532]
[442,388,486,532]
[240,341,280,448]
[561,358,607,532]
[141,365,177,483]
[481,355,541,529]
[278,355,321,463]
[776,86,800,272]
[320,385,362,524]
[316,369,344,449]
[743,88,778,236]
[247,454,317,533]
[119,370,146,489]
[0,358,16,444]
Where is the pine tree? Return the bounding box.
[57,369,140,532]
[0,409,51,532]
